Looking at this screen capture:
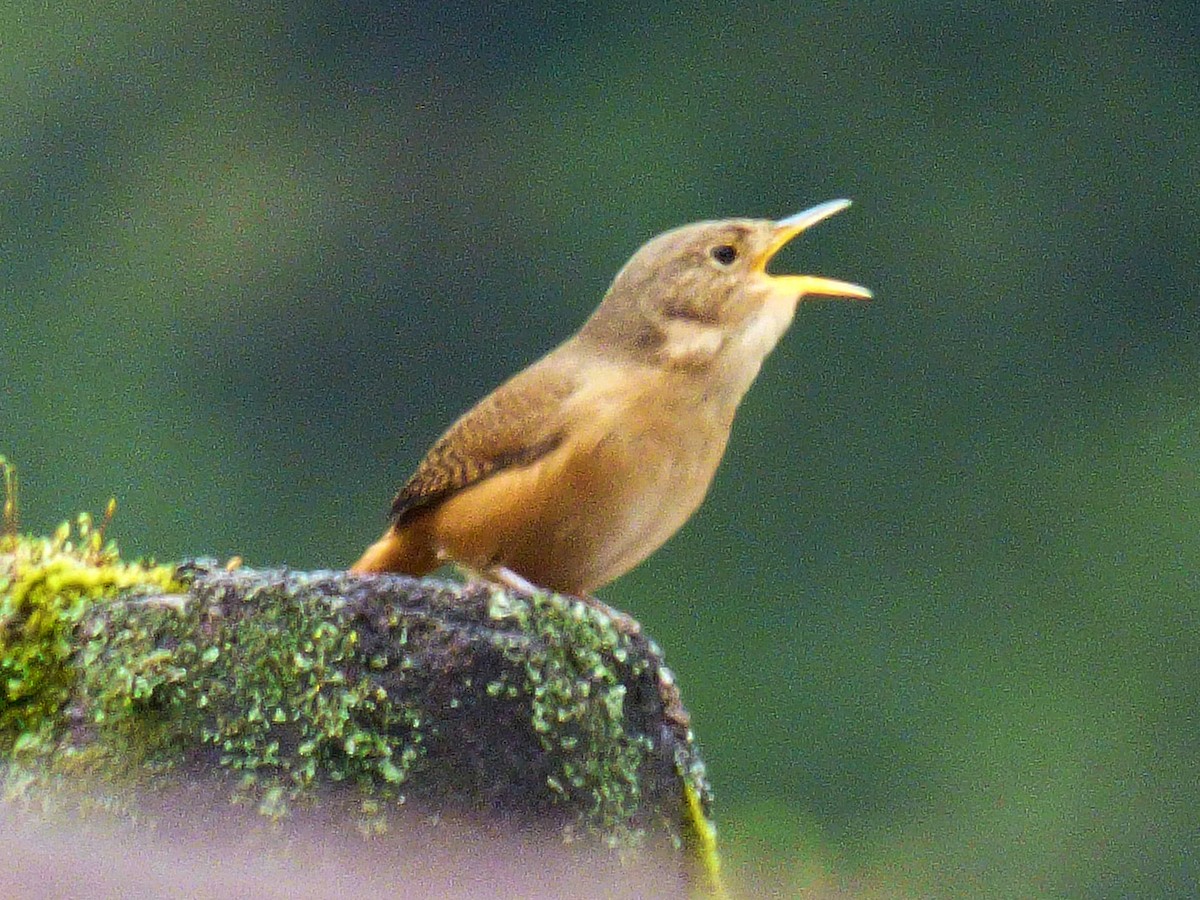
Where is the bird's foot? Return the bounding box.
[578,593,642,637]
[487,566,641,637]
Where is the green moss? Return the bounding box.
[74,572,428,823]
[0,514,179,757]
[7,564,665,836]
[488,587,653,844]
[683,777,727,898]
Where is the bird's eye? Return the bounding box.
[710,244,738,266]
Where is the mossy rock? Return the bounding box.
[1,533,722,895]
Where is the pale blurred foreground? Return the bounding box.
[0,796,686,900]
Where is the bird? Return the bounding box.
[351,199,871,599]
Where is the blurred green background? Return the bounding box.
[3,1,1198,895]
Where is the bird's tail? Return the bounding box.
[349,521,439,575]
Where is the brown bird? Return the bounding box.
[351,199,871,597]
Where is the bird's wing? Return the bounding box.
[389,354,579,524]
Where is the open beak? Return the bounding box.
[756,199,873,300]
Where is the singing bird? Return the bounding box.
[351,199,871,596]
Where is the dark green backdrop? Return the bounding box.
[4,2,1198,895]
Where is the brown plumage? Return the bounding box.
[351,199,871,594]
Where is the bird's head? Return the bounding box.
[580,199,871,377]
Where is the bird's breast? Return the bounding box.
[549,368,734,586]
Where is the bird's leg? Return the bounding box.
[487,565,541,595]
